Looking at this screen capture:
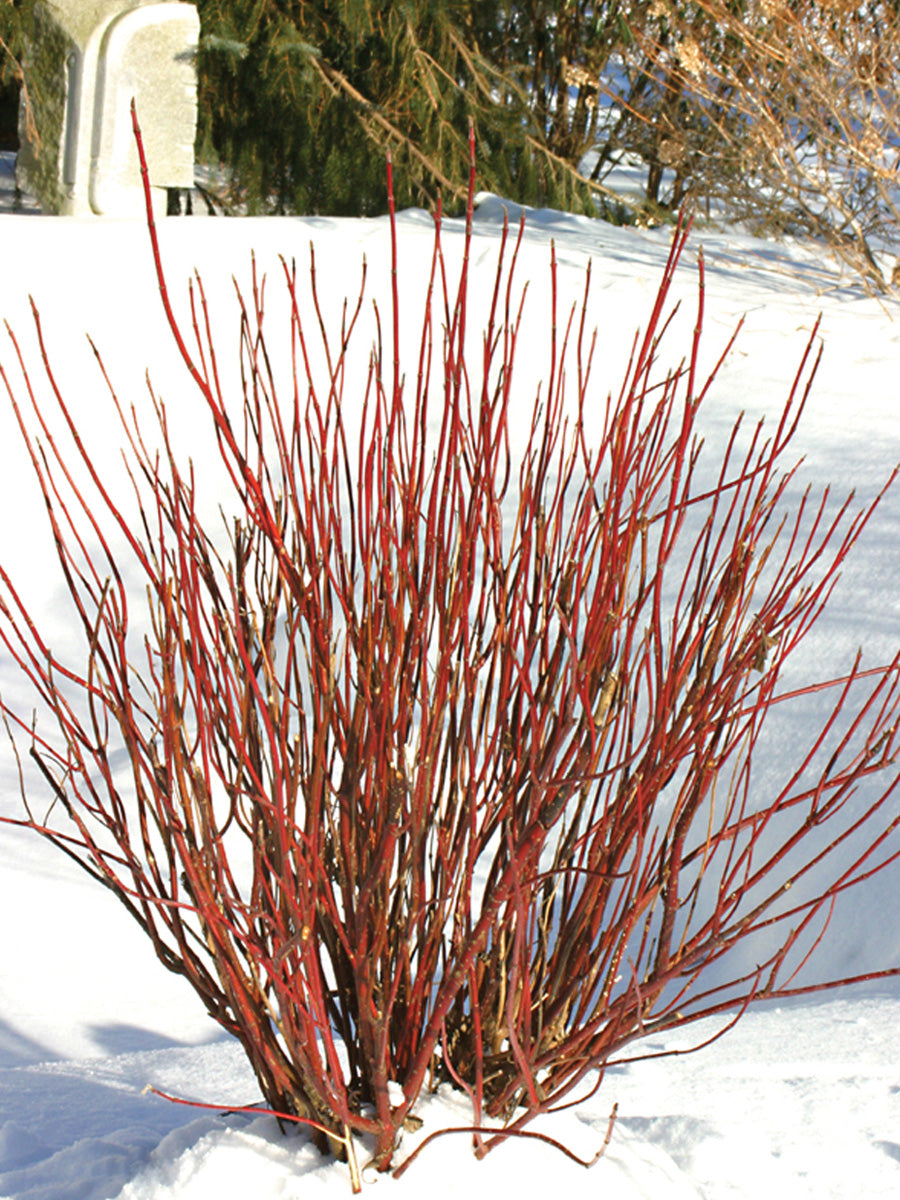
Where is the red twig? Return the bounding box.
[0,109,897,1184]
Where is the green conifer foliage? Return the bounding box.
[0,0,37,150]
[194,0,594,214]
[0,0,34,76]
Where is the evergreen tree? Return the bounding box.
[194,0,594,214]
[0,0,37,151]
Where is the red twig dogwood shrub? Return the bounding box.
[2,118,900,1183]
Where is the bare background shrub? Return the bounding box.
[550,0,900,287]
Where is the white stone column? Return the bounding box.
[18,0,199,216]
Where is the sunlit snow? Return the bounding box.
[0,151,898,1199]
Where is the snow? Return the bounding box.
[0,152,899,1197]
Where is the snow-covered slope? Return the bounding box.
[0,173,898,1198]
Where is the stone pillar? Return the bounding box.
[17,0,199,216]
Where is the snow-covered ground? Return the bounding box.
[0,153,898,1198]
